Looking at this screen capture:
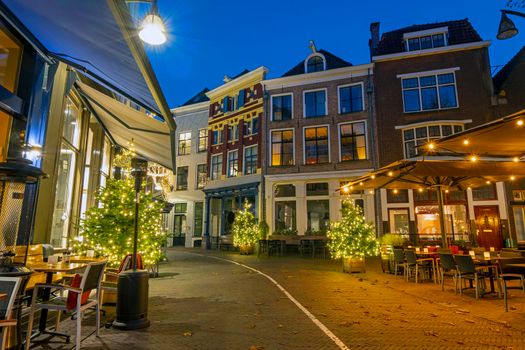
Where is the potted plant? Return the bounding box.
[379,233,407,273]
[232,201,260,255]
[327,200,379,273]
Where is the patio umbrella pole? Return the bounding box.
[436,185,448,248]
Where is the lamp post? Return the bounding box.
[497,9,525,40]
[127,0,167,45]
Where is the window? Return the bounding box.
[339,122,366,161]
[275,201,296,232]
[389,209,409,234]
[304,90,326,118]
[339,84,363,114]
[306,55,325,73]
[174,203,187,213]
[196,164,207,189]
[194,202,204,237]
[402,72,458,112]
[416,205,469,236]
[307,200,330,233]
[198,129,208,152]
[222,96,233,113]
[403,124,464,158]
[228,124,238,142]
[176,166,189,190]
[244,117,258,136]
[307,183,329,196]
[513,206,525,242]
[227,150,238,177]
[0,26,22,92]
[178,131,191,155]
[271,129,294,166]
[387,189,409,203]
[275,184,296,197]
[272,94,293,121]
[406,33,446,52]
[304,126,329,165]
[244,145,258,175]
[211,129,222,145]
[472,185,497,201]
[210,154,222,180]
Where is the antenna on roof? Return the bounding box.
[309,40,317,53]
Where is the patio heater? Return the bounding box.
[113,157,150,330]
[0,156,45,349]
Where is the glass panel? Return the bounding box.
[472,185,497,201]
[0,111,11,162]
[439,85,457,108]
[405,141,416,158]
[194,202,203,236]
[227,151,238,177]
[416,206,441,234]
[389,209,409,234]
[244,146,257,175]
[441,125,452,136]
[307,56,324,73]
[178,131,191,155]
[211,155,222,180]
[49,143,77,247]
[403,89,420,112]
[415,127,427,139]
[408,38,420,51]
[438,73,455,84]
[63,97,81,148]
[176,166,189,190]
[101,138,110,175]
[273,95,292,121]
[275,201,296,231]
[513,206,525,242]
[198,129,208,152]
[402,78,419,89]
[387,189,409,203]
[197,164,207,189]
[454,125,463,133]
[275,184,296,197]
[307,200,330,233]
[421,87,438,110]
[306,183,329,196]
[0,27,22,92]
[420,35,432,49]
[432,33,445,47]
[305,91,326,118]
[428,125,441,137]
[403,129,414,141]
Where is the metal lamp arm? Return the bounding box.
[502,9,525,18]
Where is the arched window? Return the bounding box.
[306,55,325,73]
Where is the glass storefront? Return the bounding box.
[415,205,469,239]
[307,200,329,233]
[275,201,296,232]
[513,206,525,242]
[389,208,409,234]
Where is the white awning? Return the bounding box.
[77,81,172,170]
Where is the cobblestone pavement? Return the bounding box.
[28,248,525,349]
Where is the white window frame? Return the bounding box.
[337,82,365,115]
[337,120,368,162]
[177,131,192,155]
[400,68,459,114]
[196,163,207,189]
[403,27,449,52]
[211,129,223,145]
[269,128,295,167]
[198,128,208,152]
[270,93,294,121]
[227,149,239,177]
[304,52,327,73]
[228,124,239,142]
[303,88,328,118]
[244,117,259,137]
[401,123,464,159]
[302,124,330,165]
[210,154,222,180]
[243,144,258,175]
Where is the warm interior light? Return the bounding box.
[371,175,376,179]
[463,139,469,145]
[388,171,393,177]
[359,182,364,186]
[470,155,478,162]
[467,186,472,190]
[368,190,374,195]
[510,175,516,181]
[342,186,350,193]
[139,13,167,45]
[517,119,524,126]
[486,180,491,185]
[418,188,423,192]
[427,142,435,150]
[513,157,520,162]
[445,189,449,193]
[393,189,399,194]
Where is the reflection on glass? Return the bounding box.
[389,209,409,234]
[307,200,330,233]
[415,205,469,238]
[63,97,80,148]
[513,206,525,242]
[275,201,296,232]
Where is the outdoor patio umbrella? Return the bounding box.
[344,157,525,247]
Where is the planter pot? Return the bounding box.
[240,245,254,255]
[342,257,366,273]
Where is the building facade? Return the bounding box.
[370,20,508,249]
[203,67,267,248]
[262,47,376,236]
[167,90,209,248]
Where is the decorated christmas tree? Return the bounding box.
[232,201,260,252]
[72,148,167,267]
[327,200,379,259]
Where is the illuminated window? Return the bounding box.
[198,129,208,152]
[176,166,189,190]
[304,126,329,164]
[403,124,464,158]
[339,122,366,161]
[271,129,294,166]
[210,154,222,180]
[0,26,22,92]
[227,150,238,177]
[178,131,191,155]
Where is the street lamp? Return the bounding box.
[127,0,167,45]
[497,9,525,40]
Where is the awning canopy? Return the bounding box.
[77,81,172,170]
[345,157,525,191]
[430,109,525,159]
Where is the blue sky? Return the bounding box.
[141,0,524,107]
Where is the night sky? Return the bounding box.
[140,0,524,108]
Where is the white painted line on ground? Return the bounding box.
[205,255,351,350]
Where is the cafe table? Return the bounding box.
[29,262,87,338]
[67,255,107,264]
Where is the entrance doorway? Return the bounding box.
[474,206,502,250]
[173,214,187,246]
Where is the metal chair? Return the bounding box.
[438,253,457,292]
[0,277,22,350]
[454,255,488,299]
[25,261,107,350]
[498,257,525,312]
[392,249,406,278]
[405,250,433,283]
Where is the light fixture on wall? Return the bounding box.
[497,9,525,40]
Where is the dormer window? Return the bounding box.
[404,27,448,52]
[305,54,326,73]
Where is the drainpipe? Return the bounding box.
[261,88,268,232]
[367,67,381,236]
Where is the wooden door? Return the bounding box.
[474,206,503,250]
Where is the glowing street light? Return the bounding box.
[128,0,168,45]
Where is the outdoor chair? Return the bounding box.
[0,277,22,350]
[299,240,313,257]
[454,255,489,300]
[438,253,458,293]
[392,249,406,278]
[498,257,525,312]
[25,261,107,350]
[405,250,433,283]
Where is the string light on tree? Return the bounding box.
[231,201,260,254]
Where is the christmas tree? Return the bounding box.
[232,201,260,250]
[72,149,167,267]
[327,200,379,259]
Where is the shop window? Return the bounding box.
[415,205,469,238]
[472,185,497,201]
[513,206,525,242]
[307,200,330,233]
[306,182,329,196]
[275,184,296,198]
[389,208,409,234]
[0,26,22,92]
[275,201,296,232]
[0,111,12,162]
[387,189,409,203]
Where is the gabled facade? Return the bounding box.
[370,20,507,250]
[262,46,376,235]
[203,67,267,248]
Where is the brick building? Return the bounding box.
[369,20,508,249]
[262,44,376,235]
[203,67,267,248]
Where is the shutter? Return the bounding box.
[238,89,245,108]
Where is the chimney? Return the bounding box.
[369,22,380,58]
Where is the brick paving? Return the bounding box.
[27,248,525,349]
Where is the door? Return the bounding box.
[474,206,503,250]
[173,214,187,246]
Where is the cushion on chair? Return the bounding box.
[66,274,91,310]
[118,254,144,273]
